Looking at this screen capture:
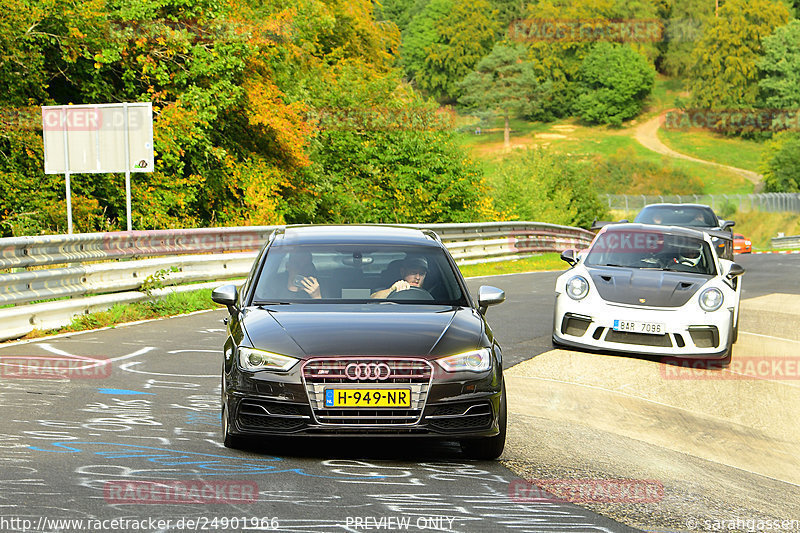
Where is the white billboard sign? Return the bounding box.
[41,102,154,232]
[42,103,154,174]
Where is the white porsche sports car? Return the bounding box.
[553,224,745,363]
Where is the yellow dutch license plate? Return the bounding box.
[324,389,411,408]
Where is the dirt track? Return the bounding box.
[634,113,764,191]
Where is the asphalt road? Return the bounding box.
[0,253,796,533]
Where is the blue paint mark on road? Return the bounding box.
[27,441,384,481]
[98,388,155,395]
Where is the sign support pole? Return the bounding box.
[123,102,132,231]
[61,107,73,234]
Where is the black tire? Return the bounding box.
[732,321,739,344]
[706,340,733,368]
[460,382,507,460]
[222,403,243,449]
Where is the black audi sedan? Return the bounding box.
[211,225,507,459]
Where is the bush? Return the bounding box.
[488,149,607,228]
[761,132,800,192]
[574,43,655,126]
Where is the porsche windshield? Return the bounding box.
[251,244,469,304]
[584,229,717,275]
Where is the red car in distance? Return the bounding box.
[733,234,752,254]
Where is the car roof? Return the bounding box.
[639,203,715,210]
[273,225,442,247]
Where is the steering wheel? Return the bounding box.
[387,287,434,301]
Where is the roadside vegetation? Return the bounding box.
[17,289,221,341]
[3,0,800,238]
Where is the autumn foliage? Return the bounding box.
[0,0,491,235]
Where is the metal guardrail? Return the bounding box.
[0,226,275,269]
[772,235,800,249]
[604,193,800,213]
[0,222,594,341]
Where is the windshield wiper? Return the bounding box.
[255,301,291,307]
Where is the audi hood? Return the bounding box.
[240,304,486,358]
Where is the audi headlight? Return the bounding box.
[238,348,298,372]
[699,288,723,312]
[566,276,589,300]
[437,348,491,373]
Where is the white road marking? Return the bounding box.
[119,361,216,378]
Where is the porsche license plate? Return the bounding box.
[324,389,411,408]
[613,320,664,335]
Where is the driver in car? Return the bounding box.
[671,246,702,267]
[371,257,428,298]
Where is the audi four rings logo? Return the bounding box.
[344,362,391,381]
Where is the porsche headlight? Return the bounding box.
[238,348,298,372]
[437,348,492,372]
[566,276,589,300]
[699,288,723,312]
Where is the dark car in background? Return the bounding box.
[633,203,735,260]
[212,225,507,459]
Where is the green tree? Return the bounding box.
[458,43,550,148]
[402,0,499,101]
[574,43,655,126]
[758,19,800,109]
[688,0,790,110]
[516,0,659,118]
[658,0,714,77]
[760,132,800,192]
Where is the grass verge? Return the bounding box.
[20,289,221,340]
[657,128,765,174]
[459,253,566,277]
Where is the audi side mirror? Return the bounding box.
[477,285,505,315]
[212,284,239,315]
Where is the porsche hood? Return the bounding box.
[588,267,713,307]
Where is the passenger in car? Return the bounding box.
[371,257,428,298]
[279,251,322,299]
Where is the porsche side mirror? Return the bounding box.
[560,249,577,266]
[726,263,745,279]
[721,220,735,230]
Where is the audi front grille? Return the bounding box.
[301,358,433,426]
